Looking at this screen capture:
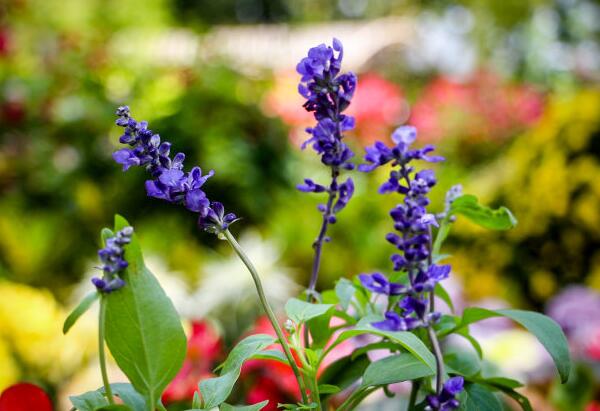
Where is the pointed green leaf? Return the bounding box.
[318,353,370,393]
[104,215,187,407]
[450,195,517,230]
[329,317,436,371]
[95,406,132,411]
[220,400,269,411]
[361,353,434,387]
[200,334,276,409]
[63,291,99,334]
[70,391,109,411]
[285,298,334,324]
[458,308,571,383]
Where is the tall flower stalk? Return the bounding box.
[358,126,463,410]
[111,107,310,404]
[296,38,357,303]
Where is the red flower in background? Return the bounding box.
[0,383,53,411]
[410,70,544,143]
[241,316,300,410]
[162,321,223,404]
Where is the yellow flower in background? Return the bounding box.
[0,338,19,391]
[0,280,96,384]
[450,89,600,303]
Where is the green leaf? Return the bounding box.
[335,278,355,311]
[220,400,269,411]
[475,377,530,411]
[99,384,146,411]
[70,391,109,411]
[200,334,276,409]
[63,291,99,334]
[285,298,334,324]
[444,348,481,377]
[459,383,503,411]
[104,215,187,407]
[458,308,571,383]
[307,311,333,349]
[318,353,370,393]
[317,384,340,395]
[251,349,288,364]
[330,317,436,371]
[95,406,132,411]
[450,195,517,230]
[361,353,435,387]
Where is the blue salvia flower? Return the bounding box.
[359,126,449,332]
[112,106,237,233]
[92,226,133,293]
[425,376,464,411]
[296,38,357,217]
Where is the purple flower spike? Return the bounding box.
[426,377,464,411]
[92,226,133,293]
[359,272,406,296]
[372,311,421,332]
[113,106,237,234]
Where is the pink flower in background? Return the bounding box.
[410,70,544,143]
[263,71,406,146]
[162,321,223,403]
[346,73,407,143]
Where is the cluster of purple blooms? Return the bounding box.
[112,106,237,233]
[425,376,464,411]
[296,38,357,223]
[358,126,450,331]
[91,226,133,293]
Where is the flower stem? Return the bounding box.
[407,379,421,410]
[307,169,339,295]
[426,226,445,396]
[98,297,114,405]
[223,229,310,405]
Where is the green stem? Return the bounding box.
[98,297,115,405]
[224,229,310,405]
[407,379,421,410]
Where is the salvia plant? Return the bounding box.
[64,39,571,411]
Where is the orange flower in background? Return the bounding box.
[410,70,544,143]
[0,383,53,411]
[162,321,223,404]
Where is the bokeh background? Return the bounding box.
[1,0,600,409]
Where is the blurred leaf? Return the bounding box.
[104,215,187,406]
[459,383,503,411]
[63,291,99,334]
[450,195,517,230]
[444,348,481,378]
[69,391,108,411]
[318,353,370,393]
[251,349,288,364]
[200,334,276,409]
[99,384,146,411]
[317,384,340,395]
[220,400,269,411]
[361,353,435,387]
[459,308,571,383]
[335,278,355,310]
[285,298,334,324]
[95,406,132,411]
